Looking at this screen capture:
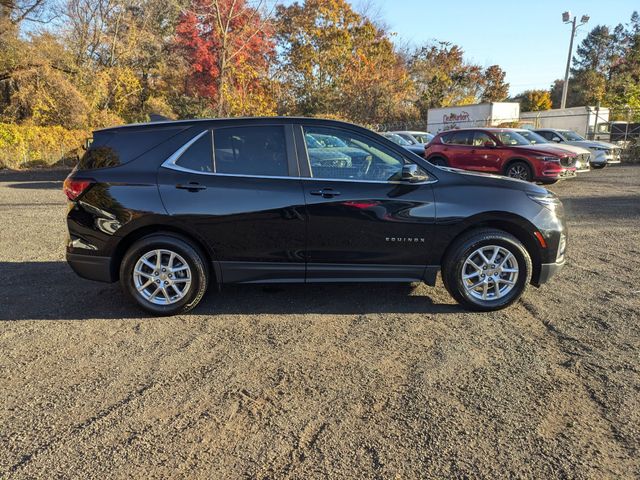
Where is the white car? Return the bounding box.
[534,129,621,169]
[514,129,591,172]
[387,130,434,146]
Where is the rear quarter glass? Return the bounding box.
[78,125,189,170]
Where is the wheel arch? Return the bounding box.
[109,222,219,284]
[502,157,534,175]
[441,214,543,285]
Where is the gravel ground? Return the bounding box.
[1,166,639,479]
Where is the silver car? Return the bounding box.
[514,129,591,172]
[534,129,621,169]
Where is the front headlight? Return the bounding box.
[592,146,609,152]
[534,156,561,163]
[527,191,562,210]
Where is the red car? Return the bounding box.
[425,128,577,183]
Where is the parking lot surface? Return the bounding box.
[1,166,639,479]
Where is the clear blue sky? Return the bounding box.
[363,0,638,94]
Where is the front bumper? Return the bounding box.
[67,252,115,283]
[535,259,566,286]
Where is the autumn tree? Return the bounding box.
[274,0,416,125]
[480,65,509,102]
[174,0,276,117]
[515,89,552,112]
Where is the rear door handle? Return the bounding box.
[310,188,341,198]
[176,182,207,192]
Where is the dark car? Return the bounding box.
[425,128,577,183]
[65,117,567,316]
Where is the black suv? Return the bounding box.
[65,117,567,315]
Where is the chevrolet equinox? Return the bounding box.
[64,117,567,315]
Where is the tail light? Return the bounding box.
[63,177,94,201]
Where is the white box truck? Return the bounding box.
[520,106,610,141]
[426,102,520,133]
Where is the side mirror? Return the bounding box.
[401,164,428,183]
[484,140,496,148]
[552,137,562,143]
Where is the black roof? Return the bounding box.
[95,116,363,133]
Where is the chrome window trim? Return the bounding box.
[160,130,210,172]
[161,131,437,185]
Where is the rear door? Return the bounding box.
[296,124,437,282]
[442,130,474,168]
[157,123,307,283]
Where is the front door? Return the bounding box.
[157,124,307,283]
[297,125,437,282]
[469,131,503,172]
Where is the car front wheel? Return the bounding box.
[120,234,209,316]
[505,161,533,182]
[442,229,532,311]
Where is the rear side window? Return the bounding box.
[176,132,213,172]
[445,131,473,145]
[79,126,186,170]
[214,126,288,176]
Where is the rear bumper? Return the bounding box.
[535,259,566,286]
[67,252,115,283]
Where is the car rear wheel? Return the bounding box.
[120,234,209,316]
[442,229,532,311]
[505,161,533,182]
[429,156,449,167]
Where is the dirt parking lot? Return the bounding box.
[1,165,639,479]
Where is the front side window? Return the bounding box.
[175,132,213,172]
[494,130,529,146]
[472,131,494,146]
[214,126,288,176]
[303,126,408,182]
[537,130,559,141]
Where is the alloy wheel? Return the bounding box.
[507,165,529,181]
[461,245,519,301]
[133,249,192,305]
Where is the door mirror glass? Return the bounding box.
[401,164,428,183]
[484,140,496,148]
[552,136,562,142]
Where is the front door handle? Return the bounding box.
[310,188,341,198]
[176,182,207,192]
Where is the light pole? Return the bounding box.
[561,11,589,109]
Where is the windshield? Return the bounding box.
[383,133,411,146]
[518,130,549,145]
[559,130,586,141]
[410,132,434,143]
[495,130,530,146]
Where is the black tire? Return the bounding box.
[505,161,533,182]
[540,179,559,185]
[429,156,449,167]
[119,234,209,316]
[442,229,532,311]
[591,163,606,169]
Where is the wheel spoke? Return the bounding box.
[168,252,176,269]
[489,247,499,264]
[149,286,161,300]
[499,253,512,267]
[493,281,501,298]
[482,282,489,299]
[478,250,491,265]
[463,271,480,280]
[137,279,153,291]
[141,258,155,270]
[155,250,162,270]
[172,265,189,273]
